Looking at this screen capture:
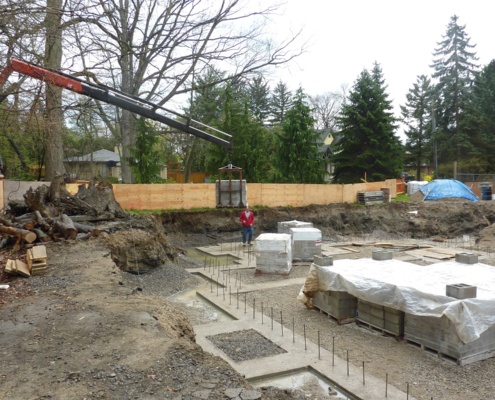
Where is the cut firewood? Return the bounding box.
[34,210,51,231]
[73,222,99,235]
[33,228,51,242]
[53,214,77,240]
[0,224,37,244]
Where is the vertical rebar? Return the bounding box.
[244,292,247,314]
[332,336,335,366]
[253,299,255,319]
[304,324,307,350]
[216,278,219,296]
[229,287,232,305]
[385,373,388,398]
[237,288,239,309]
[210,275,213,293]
[318,331,320,359]
[261,302,264,324]
[362,361,365,385]
[223,286,225,301]
[281,311,283,336]
[406,382,409,400]
[292,317,295,343]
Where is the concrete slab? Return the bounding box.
[194,287,418,400]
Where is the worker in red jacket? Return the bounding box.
[239,204,255,246]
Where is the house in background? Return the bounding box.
[318,130,341,183]
[65,149,168,181]
[65,149,122,181]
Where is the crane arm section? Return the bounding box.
[0,59,232,152]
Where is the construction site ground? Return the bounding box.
[2,201,495,400]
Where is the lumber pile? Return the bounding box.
[5,245,48,277]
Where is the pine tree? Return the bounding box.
[460,60,495,172]
[430,15,479,164]
[269,81,292,125]
[248,76,270,124]
[273,87,325,183]
[401,75,434,180]
[332,63,403,183]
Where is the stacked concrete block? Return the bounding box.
[404,314,495,365]
[357,299,404,336]
[290,227,322,261]
[254,233,292,275]
[277,220,313,234]
[215,179,246,207]
[313,291,357,324]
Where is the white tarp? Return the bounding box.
[299,258,495,343]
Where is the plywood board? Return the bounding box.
[406,249,455,260]
[321,246,355,255]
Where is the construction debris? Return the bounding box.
[5,245,48,277]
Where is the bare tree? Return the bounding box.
[72,0,304,182]
[309,91,344,132]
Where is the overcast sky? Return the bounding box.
[266,0,495,138]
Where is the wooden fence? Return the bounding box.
[1,178,397,211]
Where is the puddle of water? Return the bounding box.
[250,369,352,399]
[170,288,235,323]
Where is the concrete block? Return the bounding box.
[372,250,393,260]
[254,233,292,275]
[313,255,333,266]
[446,283,477,299]
[215,179,246,207]
[455,252,478,264]
[277,220,313,234]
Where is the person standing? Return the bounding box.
[239,204,255,246]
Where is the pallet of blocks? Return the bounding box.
[27,245,48,275]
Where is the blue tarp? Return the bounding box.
[419,179,478,202]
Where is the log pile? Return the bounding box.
[0,212,101,250]
[1,177,122,251]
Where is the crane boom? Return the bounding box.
[0,59,233,157]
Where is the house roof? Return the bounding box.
[66,149,120,163]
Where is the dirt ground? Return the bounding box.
[2,200,495,399]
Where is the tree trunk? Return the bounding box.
[44,0,65,181]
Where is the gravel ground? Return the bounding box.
[207,329,287,363]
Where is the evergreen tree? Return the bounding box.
[273,87,325,183]
[401,75,435,180]
[430,15,479,164]
[332,63,403,183]
[270,81,292,125]
[460,60,495,172]
[248,76,270,124]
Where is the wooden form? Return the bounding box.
[87,179,398,211]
